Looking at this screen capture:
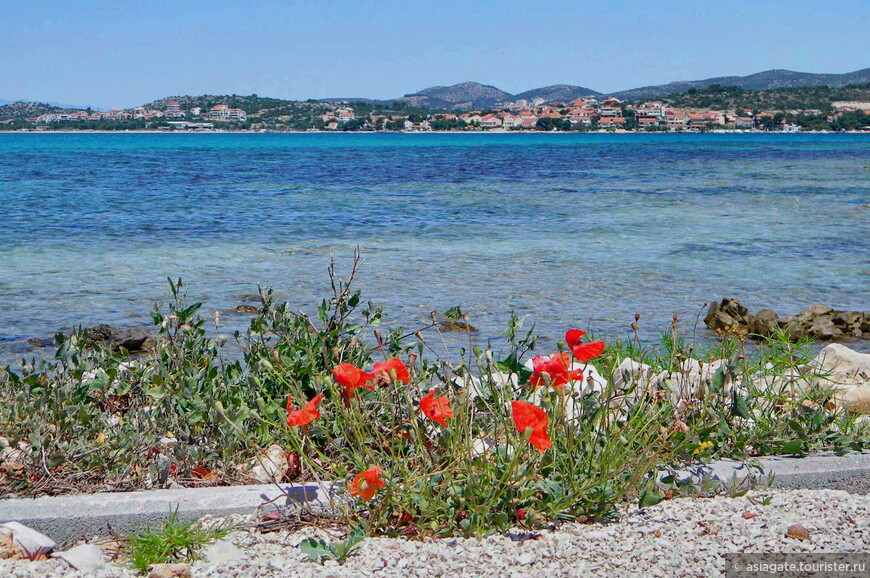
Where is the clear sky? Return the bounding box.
[1,0,867,109]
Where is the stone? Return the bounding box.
[813,344,870,378]
[785,524,810,541]
[82,324,156,353]
[704,298,868,342]
[704,298,753,331]
[248,444,289,483]
[51,543,106,572]
[111,328,154,352]
[201,539,244,564]
[148,563,192,578]
[751,309,779,336]
[0,522,56,557]
[227,305,262,314]
[834,386,870,414]
[0,531,24,560]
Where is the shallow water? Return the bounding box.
[0,132,868,362]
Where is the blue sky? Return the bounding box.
[1,0,867,109]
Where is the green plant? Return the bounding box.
[125,512,230,573]
[300,528,365,565]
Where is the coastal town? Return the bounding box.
[2,89,870,133]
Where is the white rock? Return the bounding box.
[834,385,870,414]
[0,522,56,557]
[516,551,535,565]
[51,543,105,572]
[201,539,244,564]
[810,344,870,390]
[248,444,289,483]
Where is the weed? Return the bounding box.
[125,512,230,573]
[300,528,365,565]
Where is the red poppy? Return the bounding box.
[571,341,605,363]
[420,390,454,426]
[511,400,551,452]
[565,329,587,347]
[333,363,375,391]
[529,352,584,388]
[564,329,605,363]
[286,393,325,427]
[371,357,410,385]
[333,363,375,406]
[349,466,387,501]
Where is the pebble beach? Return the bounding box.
[2,488,867,577]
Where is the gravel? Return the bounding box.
[2,488,868,577]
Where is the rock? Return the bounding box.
[148,563,192,578]
[248,444,289,483]
[111,328,154,352]
[51,544,106,572]
[82,324,156,353]
[812,344,870,379]
[834,386,870,414]
[227,305,262,314]
[0,531,24,560]
[0,522,56,557]
[704,298,753,331]
[785,524,810,541]
[84,324,115,342]
[704,298,868,341]
[201,539,244,564]
[516,551,535,565]
[751,309,779,336]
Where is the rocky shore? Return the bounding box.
[705,298,870,341]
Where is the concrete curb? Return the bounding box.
[1,452,868,546]
[0,482,337,547]
[659,451,870,495]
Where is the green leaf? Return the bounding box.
[147,386,166,400]
[300,538,330,563]
[639,488,665,508]
[782,439,804,455]
[731,391,751,419]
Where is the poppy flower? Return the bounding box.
[333,363,374,391]
[565,329,587,347]
[371,357,410,385]
[333,363,374,406]
[529,352,584,388]
[511,400,551,452]
[420,390,454,426]
[565,329,605,363]
[286,393,325,428]
[349,466,387,501]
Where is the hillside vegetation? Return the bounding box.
[658,83,870,112]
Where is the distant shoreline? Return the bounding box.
[2,129,868,135]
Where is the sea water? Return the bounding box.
[0,132,868,361]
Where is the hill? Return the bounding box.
[610,67,870,100]
[0,101,77,121]
[514,84,601,103]
[396,82,513,110]
[660,83,870,112]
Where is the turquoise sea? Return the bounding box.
[0,133,868,361]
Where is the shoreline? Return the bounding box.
[2,129,869,135]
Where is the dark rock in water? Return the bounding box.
[703,298,753,331]
[84,324,114,343]
[750,309,779,336]
[227,305,262,314]
[705,298,868,341]
[439,320,479,332]
[83,325,155,353]
[110,328,154,352]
